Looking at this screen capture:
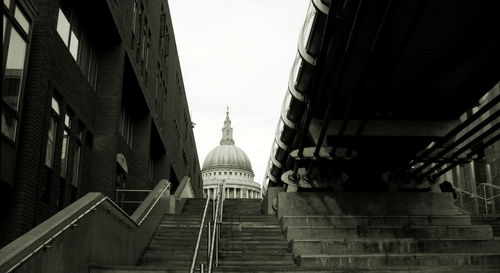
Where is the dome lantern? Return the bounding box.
[220,106,234,145]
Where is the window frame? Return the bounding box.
[2,1,31,144]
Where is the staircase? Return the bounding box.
[92,198,211,273]
[91,196,500,273]
[216,199,324,273]
[285,214,500,272]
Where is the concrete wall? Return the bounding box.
[262,186,285,215]
[0,180,171,273]
[277,192,458,218]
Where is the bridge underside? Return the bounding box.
[266,0,500,193]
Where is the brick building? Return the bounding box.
[1,0,202,246]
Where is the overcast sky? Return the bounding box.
[169,0,309,185]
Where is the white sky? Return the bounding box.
[169,0,309,185]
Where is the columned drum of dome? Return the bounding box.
[202,110,261,199]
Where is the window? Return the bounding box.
[56,8,79,60]
[56,6,98,87]
[45,97,60,168]
[119,103,134,149]
[60,113,71,177]
[2,3,30,142]
[71,134,81,188]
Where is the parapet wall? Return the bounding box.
[277,192,459,218]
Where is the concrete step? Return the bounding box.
[291,238,500,255]
[281,215,472,227]
[220,249,291,255]
[90,265,500,273]
[285,225,493,240]
[297,253,500,268]
[220,243,289,250]
[137,257,202,267]
[472,215,500,236]
[220,260,295,266]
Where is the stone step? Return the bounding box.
[221,236,287,242]
[220,242,289,249]
[291,238,500,255]
[220,260,295,266]
[220,254,294,262]
[285,225,493,240]
[90,265,500,273]
[223,216,277,221]
[140,251,207,260]
[297,253,500,268]
[281,215,472,227]
[137,257,203,267]
[220,249,291,255]
[222,222,281,228]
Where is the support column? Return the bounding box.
[245,189,249,198]
[240,188,243,198]
[233,188,236,198]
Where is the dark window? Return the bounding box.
[45,97,60,168]
[60,113,71,177]
[119,102,134,149]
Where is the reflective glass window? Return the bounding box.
[3,27,27,110]
[60,129,69,177]
[3,15,6,41]
[72,144,80,187]
[14,5,29,34]
[56,9,70,45]
[45,117,57,167]
[69,31,79,60]
[1,108,17,140]
[51,97,60,114]
[64,114,71,128]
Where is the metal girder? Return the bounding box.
[309,118,460,145]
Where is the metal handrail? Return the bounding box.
[454,183,500,214]
[208,187,221,273]
[454,187,484,200]
[189,196,211,273]
[189,180,225,273]
[481,183,500,191]
[208,180,225,273]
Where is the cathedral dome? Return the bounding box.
[202,109,254,174]
[201,108,260,199]
[203,144,253,172]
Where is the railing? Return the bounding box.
[190,180,225,273]
[454,183,500,214]
[0,179,172,273]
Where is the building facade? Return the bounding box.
[201,111,261,199]
[1,0,202,247]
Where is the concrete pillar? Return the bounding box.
[233,188,236,198]
[240,188,243,198]
[245,189,249,198]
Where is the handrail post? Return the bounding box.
[207,221,211,264]
[483,184,489,214]
[189,197,211,273]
